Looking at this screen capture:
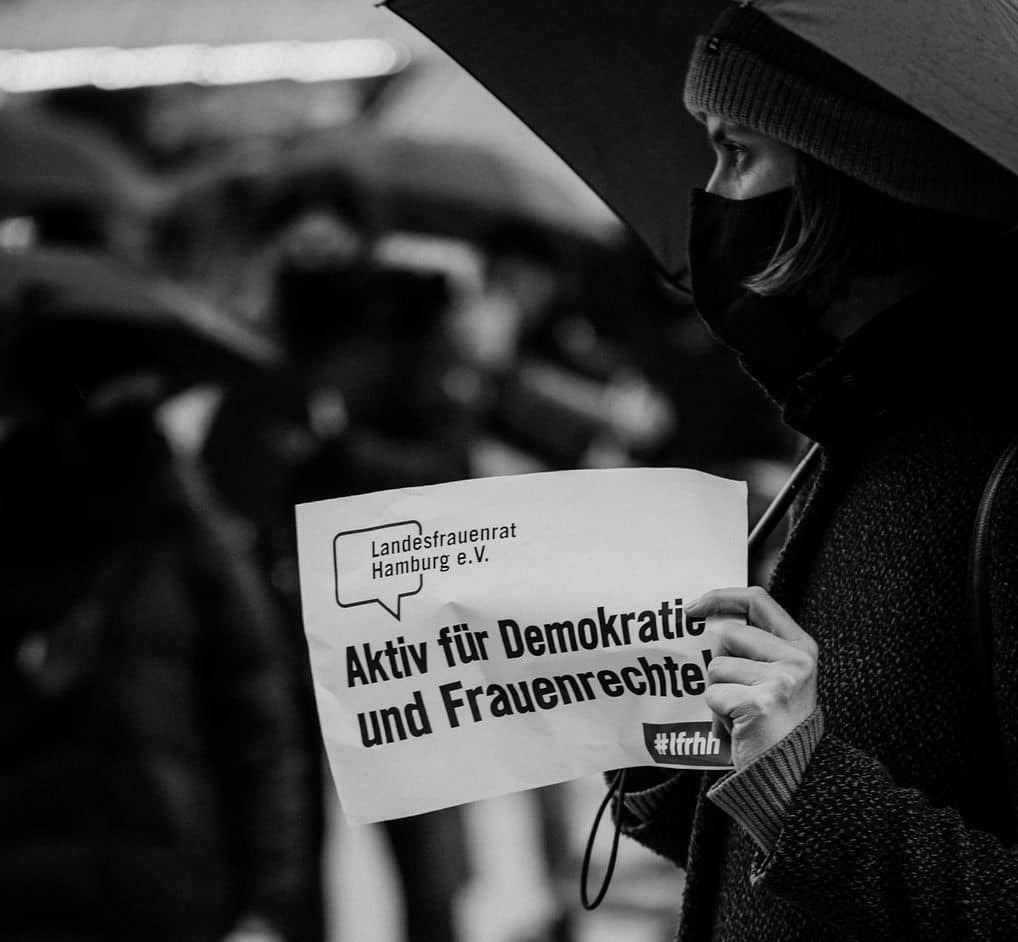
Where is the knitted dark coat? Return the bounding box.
[620,253,1018,940]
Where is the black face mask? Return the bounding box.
[687,187,836,400]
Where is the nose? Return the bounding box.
[705,158,738,199]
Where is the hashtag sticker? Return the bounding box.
[642,722,731,767]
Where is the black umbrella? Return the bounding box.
[0,248,278,402]
[386,0,1018,278]
[384,0,722,277]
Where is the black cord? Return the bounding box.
[579,769,627,910]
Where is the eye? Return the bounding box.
[722,140,749,167]
[709,135,750,172]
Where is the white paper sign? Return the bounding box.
[296,468,745,824]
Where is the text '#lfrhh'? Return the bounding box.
[643,721,731,767]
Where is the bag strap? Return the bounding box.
[967,436,1018,842]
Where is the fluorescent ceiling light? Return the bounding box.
[0,38,410,92]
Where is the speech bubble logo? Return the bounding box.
[333,520,424,620]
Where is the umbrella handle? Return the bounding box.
[748,443,822,560]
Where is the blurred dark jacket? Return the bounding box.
[0,402,308,942]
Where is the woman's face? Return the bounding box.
[704,116,797,199]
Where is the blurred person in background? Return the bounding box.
[0,275,309,942]
[202,170,473,942]
[455,223,675,477]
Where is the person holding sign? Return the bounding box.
[611,6,1018,941]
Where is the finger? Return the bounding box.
[706,654,771,686]
[688,586,806,642]
[711,710,732,741]
[705,682,755,720]
[714,621,800,662]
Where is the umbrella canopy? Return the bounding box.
[0,248,277,399]
[0,108,161,218]
[374,62,620,236]
[386,0,1017,276]
[753,0,1018,177]
[385,0,721,276]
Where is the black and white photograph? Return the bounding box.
[0,1,1015,940]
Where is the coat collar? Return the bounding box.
[776,250,1015,445]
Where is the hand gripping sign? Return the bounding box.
[296,468,744,824]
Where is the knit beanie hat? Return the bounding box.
[683,4,1018,223]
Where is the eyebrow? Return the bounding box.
[708,121,750,146]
